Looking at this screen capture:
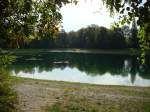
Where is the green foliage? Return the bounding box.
[0,0,77,48]
[0,55,17,112]
[0,68,17,112]
[0,55,16,65]
[103,0,150,47]
[48,96,99,112]
[103,0,150,63]
[138,26,149,64]
[23,25,129,49]
[0,49,17,112]
[48,104,61,112]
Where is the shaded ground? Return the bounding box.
[14,78,150,112]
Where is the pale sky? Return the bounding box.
[60,0,118,32]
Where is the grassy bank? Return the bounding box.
[13,77,150,112]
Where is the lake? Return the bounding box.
[8,50,150,87]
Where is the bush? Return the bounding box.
[0,68,17,112]
[0,53,17,112]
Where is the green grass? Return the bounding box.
[48,104,61,112]
[48,94,150,112]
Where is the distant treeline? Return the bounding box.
[1,24,138,49]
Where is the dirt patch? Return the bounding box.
[14,78,150,112]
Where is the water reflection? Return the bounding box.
[8,52,150,86]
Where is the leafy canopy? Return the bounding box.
[102,0,150,64]
[0,0,77,47]
[102,0,150,47]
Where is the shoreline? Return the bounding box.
[3,48,143,55]
[13,77,150,112]
[13,76,150,88]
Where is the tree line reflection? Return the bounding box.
[7,52,150,83]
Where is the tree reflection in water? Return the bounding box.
[7,52,150,85]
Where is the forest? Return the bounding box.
[5,23,139,49]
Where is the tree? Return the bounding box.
[103,0,150,49]
[121,25,131,39]
[19,24,129,49]
[0,0,76,48]
[97,27,109,48]
[131,18,138,48]
[55,29,68,48]
[102,0,150,63]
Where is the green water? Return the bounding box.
[8,50,150,86]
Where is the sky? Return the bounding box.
[60,0,118,32]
